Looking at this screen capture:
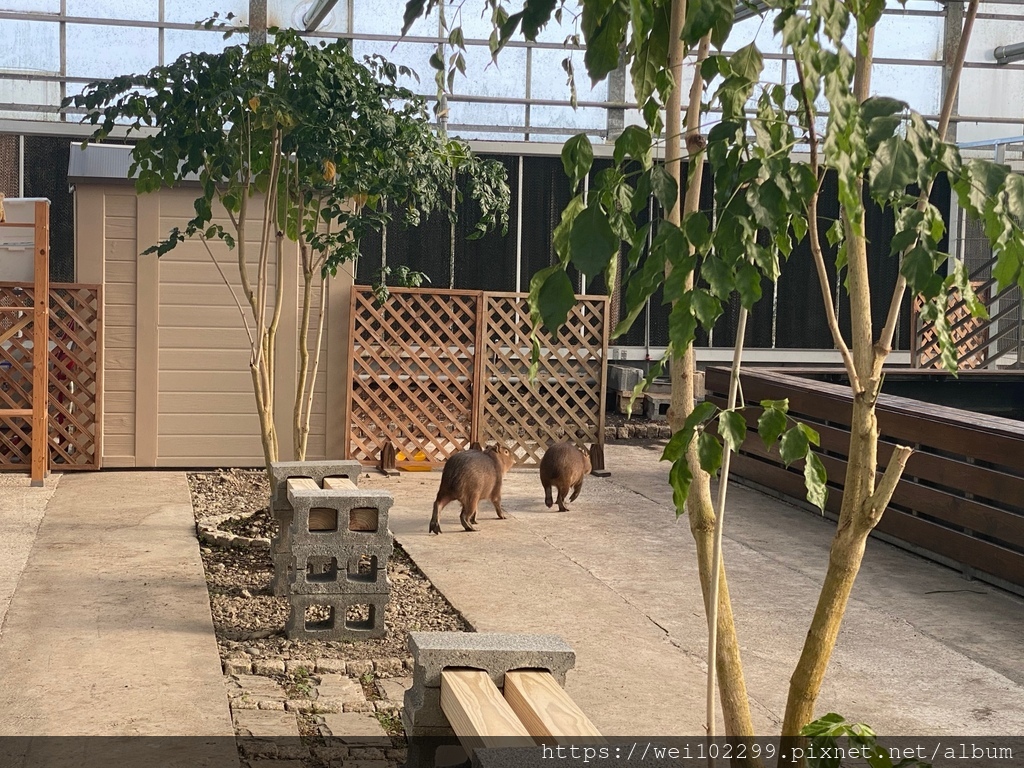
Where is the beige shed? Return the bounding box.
[71,145,352,468]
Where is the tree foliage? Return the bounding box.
[403,0,1024,746]
[66,21,510,465]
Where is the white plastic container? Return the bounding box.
[0,197,48,283]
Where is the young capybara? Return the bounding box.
[540,443,592,512]
[429,445,515,534]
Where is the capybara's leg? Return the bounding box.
[492,478,506,519]
[461,497,480,531]
[569,478,584,502]
[556,484,570,512]
[430,496,452,535]
[543,482,554,509]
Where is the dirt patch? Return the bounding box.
[188,469,471,663]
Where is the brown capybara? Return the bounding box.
[429,445,515,534]
[540,443,592,512]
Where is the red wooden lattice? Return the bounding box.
[345,287,608,468]
[0,282,103,470]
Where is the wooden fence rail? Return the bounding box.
[345,287,608,468]
[705,367,1024,593]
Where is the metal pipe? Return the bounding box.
[302,0,340,32]
[994,41,1024,64]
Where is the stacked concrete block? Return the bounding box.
[269,461,363,596]
[268,461,395,641]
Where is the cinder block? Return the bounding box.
[291,539,394,595]
[607,364,644,392]
[287,488,393,547]
[286,592,388,641]
[270,460,363,509]
[271,551,294,597]
[407,632,576,692]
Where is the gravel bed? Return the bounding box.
[188,468,471,664]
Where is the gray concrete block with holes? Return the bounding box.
[286,591,389,641]
[285,487,393,549]
[290,538,394,595]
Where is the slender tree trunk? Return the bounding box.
[664,0,757,750]
[294,260,314,459]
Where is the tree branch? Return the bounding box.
[874,0,979,374]
[862,444,913,527]
[199,234,255,348]
[795,57,861,391]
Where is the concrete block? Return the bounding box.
[642,392,672,421]
[407,632,576,691]
[270,460,363,509]
[287,488,393,547]
[286,592,388,641]
[271,552,295,597]
[607,365,644,393]
[290,538,394,595]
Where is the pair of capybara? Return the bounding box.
[428,442,591,534]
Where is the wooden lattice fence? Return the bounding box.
[0,282,103,470]
[345,287,608,468]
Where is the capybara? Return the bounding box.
[429,445,515,534]
[540,443,591,512]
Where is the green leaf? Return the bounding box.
[561,133,594,191]
[780,426,810,467]
[682,0,734,50]
[697,431,724,476]
[569,203,619,281]
[900,245,941,298]
[581,0,630,83]
[719,410,747,454]
[735,261,763,310]
[797,422,821,447]
[668,294,698,351]
[614,125,653,168]
[692,288,723,329]
[729,43,763,83]
[683,211,713,254]
[669,459,693,516]
[702,255,734,299]
[650,164,678,212]
[869,135,917,203]
[803,451,828,512]
[757,405,788,450]
[534,267,576,334]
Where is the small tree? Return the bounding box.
[404,0,1024,755]
[67,21,510,468]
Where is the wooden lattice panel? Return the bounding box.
[0,283,102,470]
[914,285,989,370]
[0,286,34,464]
[478,294,608,466]
[347,288,479,467]
[48,285,102,468]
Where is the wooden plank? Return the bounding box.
[440,669,535,750]
[502,671,604,743]
[31,200,49,485]
[322,477,357,491]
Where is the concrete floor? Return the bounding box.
[0,446,1021,742]
[0,471,236,756]
[372,442,1024,737]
